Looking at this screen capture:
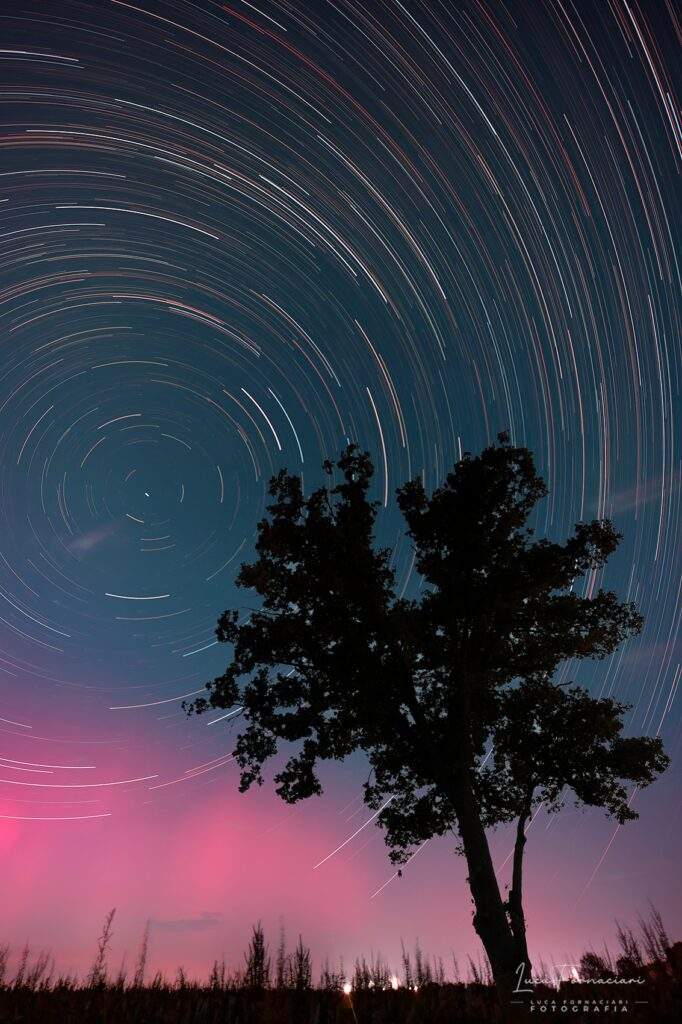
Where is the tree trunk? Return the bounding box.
[452,781,522,1002]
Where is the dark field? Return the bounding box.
[0,979,680,1024]
[1,908,680,1023]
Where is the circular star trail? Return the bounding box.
[0,0,678,921]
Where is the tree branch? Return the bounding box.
[507,786,533,969]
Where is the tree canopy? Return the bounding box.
[189,434,668,999]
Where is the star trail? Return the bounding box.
[0,0,679,975]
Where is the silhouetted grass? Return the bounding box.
[0,906,679,1022]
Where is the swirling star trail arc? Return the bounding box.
[0,0,679,974]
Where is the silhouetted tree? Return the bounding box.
[289,935,312,991]
[579,951,614,981]
[244,922,270,990]
[208,956,227,991]
[319,957,345,991]
[189,435,668,1001]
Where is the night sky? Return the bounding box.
[0,0,679,979]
